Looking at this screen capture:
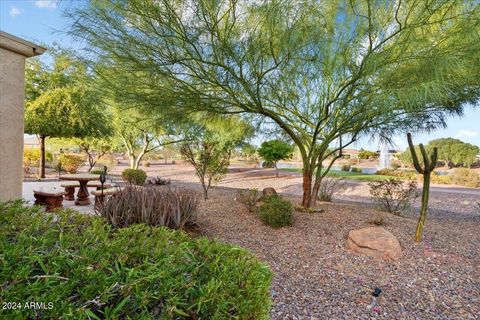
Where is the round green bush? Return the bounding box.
[262,160,275,168]
[122,168,147,185]
[0,201,272,319]
[258,195,293,228]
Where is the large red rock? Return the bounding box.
[347,227,402,260]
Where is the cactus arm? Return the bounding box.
[419,144,431,172]
[429,147,438,172]
[407,133,424,174]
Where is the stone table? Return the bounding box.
[60,174,100,206]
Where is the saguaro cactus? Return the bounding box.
[407,133,438,242]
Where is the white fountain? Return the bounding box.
[378,142,391,169]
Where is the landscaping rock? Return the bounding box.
[262,187,277,197]
[347,227,402,260]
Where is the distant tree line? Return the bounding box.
[400,138,479,168]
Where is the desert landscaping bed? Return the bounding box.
[195,187,479,319]
[22,163,480,318]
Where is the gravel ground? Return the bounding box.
[195,188,479,319]
[87,161,479,318]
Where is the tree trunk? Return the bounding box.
[129,155,136,169]
[302,168,313,208]
[415,173,431,242]
[309,175,323,208]
[200,180,208,200]
[87,153,96,172]
[134,157,141,169]
[275,162,279,177]
[38,135,46,179]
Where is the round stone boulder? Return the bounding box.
[262,187,277,197]
[347,227,402,260]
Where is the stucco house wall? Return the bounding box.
[0,31,45,201]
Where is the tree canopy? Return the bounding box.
[400,138,479,168]
[258,140,294,177]
[181,115,253,199]
[25,51,111,177]
[69,0,480,207]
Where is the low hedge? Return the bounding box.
[258,195,293,228]
[0,201,272,319]
[122,168,147,185]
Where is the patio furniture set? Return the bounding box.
[33,173,120,211]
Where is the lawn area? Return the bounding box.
[280,168,392,182]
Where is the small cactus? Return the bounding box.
[407,133,437,242]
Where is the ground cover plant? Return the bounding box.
[0,201,272,319]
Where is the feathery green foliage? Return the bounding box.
[68,0,480,207]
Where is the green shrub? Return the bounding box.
[238,188,261,212]
[258,195,293,228]
[449,168,480,188]
[261,160,275,168]
[96,186,199,230]
[350,166,362,173]
[122,168,147,185]
[359,149,378,160]
[90,169,105,175]
[58,153,85,173]
[340,164,351,172]
[23,148,53,173]
[0,201,272,319]
[368,178,419,215]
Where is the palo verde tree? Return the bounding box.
[407,133,437,243]
[25,51,110,178]
[71,137,114,172]
[258,140,294,177]
[69,0,480,207]
[111,105,187,169]
[181,116,253,200]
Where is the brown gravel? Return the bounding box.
[113,161,480,318]
[195,188,479,319]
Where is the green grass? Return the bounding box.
[280,168,392,182]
